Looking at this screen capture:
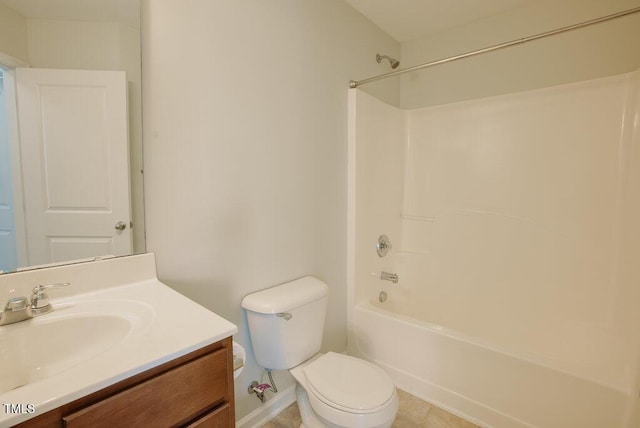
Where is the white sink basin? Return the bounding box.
[0,299,152,394]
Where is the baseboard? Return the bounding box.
[235,384,297,428]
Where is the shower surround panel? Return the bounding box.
[347,71,640,428]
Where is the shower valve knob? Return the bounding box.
[376,234,392,257]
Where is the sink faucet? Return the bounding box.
[0,283,70,326]
[31,283,70,315]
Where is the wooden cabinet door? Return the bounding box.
[63,348,228,427]
[186,403,230,428]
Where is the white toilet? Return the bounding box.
[241,276,399,428]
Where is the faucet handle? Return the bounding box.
[32,282,70,294]
[376,235,393,257]
[1,297,33,326]
[31,282,70,312]
[4,296,30,312]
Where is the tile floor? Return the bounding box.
[261,388,480,428]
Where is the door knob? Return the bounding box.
[114,221,127,231]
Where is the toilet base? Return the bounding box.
[294,383,397,428]
[295,383,330,428]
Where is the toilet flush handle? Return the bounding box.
[277,312,292,321]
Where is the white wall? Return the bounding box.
[0,3,28,63]
[140,0,399,420]
[27,20,121,70]
[400,0,640,108]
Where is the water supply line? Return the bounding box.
[248,369,279,403]
[266,369,278,393]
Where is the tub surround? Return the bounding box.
[350,303,628,428]
[348,71,640,427]
[0,253,238,427]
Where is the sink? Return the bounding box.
[0,315,131,393]
[0,253,238,428]
[0,299,152,394]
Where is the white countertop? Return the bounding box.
[0,254,238,427]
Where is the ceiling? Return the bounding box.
[2,0,534,40]
[0,0,139,26]
[344,0,536,42]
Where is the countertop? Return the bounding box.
[0,254,238,427]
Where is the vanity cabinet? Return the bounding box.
[15,337,234,428]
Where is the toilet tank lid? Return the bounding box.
[241,276,328,314]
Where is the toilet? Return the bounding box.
[241,276,399,428]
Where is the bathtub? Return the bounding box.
[346,77,640,427]
[347,302,634,428]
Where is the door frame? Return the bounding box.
[0,51,29,268]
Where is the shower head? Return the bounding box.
[376,53,400,69]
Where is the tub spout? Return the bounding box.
[381,272,399,284]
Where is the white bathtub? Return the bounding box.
[347,77,640,428]
[347,302,635,428]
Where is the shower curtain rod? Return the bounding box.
[349,6,640,88]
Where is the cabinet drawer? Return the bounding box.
[63,348,229,427]
[186,403,230,428]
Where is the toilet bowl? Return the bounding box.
[290,352,398,428]
[241,276,399,427]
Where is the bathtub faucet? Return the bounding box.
[380,272,399,284]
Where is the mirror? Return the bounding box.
[0,0,144,274]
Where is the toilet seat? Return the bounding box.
[303,352,396,413]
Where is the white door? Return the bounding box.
[16,68,131,266]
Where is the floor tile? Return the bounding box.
[262,388,479,428]
[394,388,432,426]
[261,403,301,428]
[420,405,479,428]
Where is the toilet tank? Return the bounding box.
[241,276,328,370]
